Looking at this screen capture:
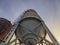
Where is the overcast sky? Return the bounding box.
[0,0,60,43]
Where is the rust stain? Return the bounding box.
[0,18,12,43]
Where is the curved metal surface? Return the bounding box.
[15,9,46,45]
[0,18,12,43]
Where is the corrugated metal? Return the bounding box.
[0,18,12,43]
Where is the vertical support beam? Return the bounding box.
[44,39,53,45]
[15,40,16,45]
[7,33,14,45]
[41,21,59,45]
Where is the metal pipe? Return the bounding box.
[41,21,59,45]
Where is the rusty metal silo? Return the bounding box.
[0,18,12,43]
[15,9,46,45]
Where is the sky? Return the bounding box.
[0,0,60,44]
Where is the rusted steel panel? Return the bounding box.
[0,18,12,43]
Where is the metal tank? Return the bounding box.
[15,9,46,45]
[0,18,12,43]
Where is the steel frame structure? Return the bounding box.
[0,20,59,45]
[0,9,59,45]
